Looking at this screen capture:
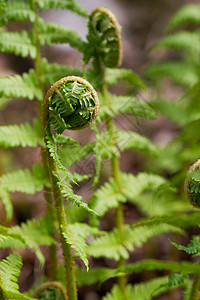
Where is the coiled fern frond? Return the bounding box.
[185,159,200,208]
[86,7,122,68]
[43,76,100,134]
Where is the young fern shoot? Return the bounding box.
[42,76,99,300]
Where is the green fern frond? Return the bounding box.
[41,58,82,86]
[153,31,200,54]
[0,0,35,24]
[117,128,159,156]
[105,68,146,90]
[99,93,156,119]
[38,21,85,51]
[76,266,113,287]
[10,218,56,265]
[0,189,12,222]
[103,278,170,300]
[88,222,183,260]
[0,120,43,148]
[167,4,200,31]
[60,182,97,215]
[89,177,126,217]
[0,165,48,194]
[37,0,88,17]
[0,30,36,58]
[145,62,198,87]
[59,142,95,167]
[0,217,56,265]
[0,252,35,300]
[61,223,102,270]
[151,99,196,126]
[0,69,42,100]
[119,259,200,275]
[171,238,200,255]
[90,172,168,218]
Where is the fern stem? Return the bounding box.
[32,0,58,279]
[190,273,200,300]
[102,81,127,296]
[0,288,5,300]
[46,145,77,300]
[33,0,43,95]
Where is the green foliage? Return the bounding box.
[171,238,200,255]
[0,70,42,100]
[37,0,88,17]
[167,4,200,31]
[99,93,156,119]
[0,252,35,300]
[61,223,102,270]
[153,31,200,54]
[0,217,56,265]
[0,120,43,148]
[145,62,198,88]
[88,221,183,260]
[0,30,36,58]
[0,0,35,23]
[102,277,171,300]
[41,58,82,86]
[105,68,146,90]
[37,21,85,50]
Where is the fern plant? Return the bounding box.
[0,1,198,300]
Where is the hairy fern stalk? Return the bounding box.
[0,1,199,300]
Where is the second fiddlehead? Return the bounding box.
[185,159,200,208]
[42,76,100,300]
[87,6,122,68]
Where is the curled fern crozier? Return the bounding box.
[185,159,200,208]
[88,7,122,68]
[34,282,67,300]
[43,76,100,134]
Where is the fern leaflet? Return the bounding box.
[103,278,170,300]
[0,30,36,58]
[105,68,146,90]
[153,31,200,54]
[145,62,198,87]
[0,252,34,300]
[116,128,159,156]
[61,223,102,270]
[41,58,82,86]
[0,217,56,265]
[99,93,156,119]
[0,69,42,100]
[38,21,85,51]
[37,0,88,17]
[167,4,200,31]
[0,165,48,195]
[90,172,168,218]
[0,0,35,24]
[88,222,183,260]
[0,120,43,148]
[171,238,200,255]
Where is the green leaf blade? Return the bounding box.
[0,31,36,58]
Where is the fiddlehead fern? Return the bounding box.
[34,282,67,300]
[87,7,122,68]
[42,76,99,300]
[43,76,100,133]
[185,159,200,208]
